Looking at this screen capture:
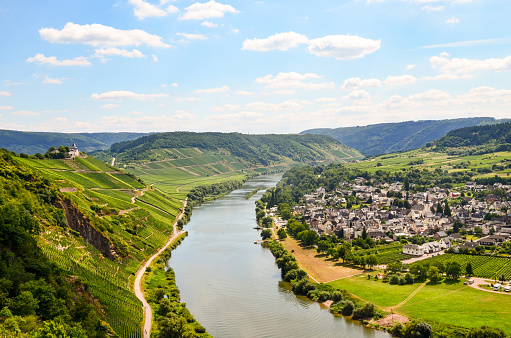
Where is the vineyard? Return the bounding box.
[353,243,413,264]
[421,253,511,280]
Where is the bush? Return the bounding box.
[466,325,507,338]
[390,274,400,284]
[403,320,432,338]
[399,276,406,285]
[332,291,343,302]
[404,273,414,284]
[352,302,376,320]
[390,321,404,337]
[342,301,354,316]
[316,291,331,302]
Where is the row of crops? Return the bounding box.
[421,253,511,280]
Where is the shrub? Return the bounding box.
[390,274,400,284]
[352,302,376,320]
[404,273,414,284]
[390,321,404,337]
[332,291,343,302]
[316,291,331,302]
[342,301,354,316]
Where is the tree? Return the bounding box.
[404,177,410,191]
[362,227,367,240]
[466,325,507,338]
[427,266,440,283]
[387,261,403,273]
[466,262,473,277]
[157,313,194,338]
[261,229,272,240]
[436,203,443,214]
[403,320,432,338]
[409,262,427,280]
[445,261,462,279]
[443,201,452,216]
[277,228,287,240]
[366,254,378,269]
[32,320,87,338]
[341,301,354,316]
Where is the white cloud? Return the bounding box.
[39,22,171,48]
[0,91,12,97]
[95,47,146,58]
[11,110,40,116]
[315,97,337,103]
[177,32,208,40]
[152,54,158,62]
[90,90,169,100]
[194,85,230,93]
[26,54,92,66]
[0,106,13,110]
[421,5,444,11]
[430,54,511,74]
[172,83,178,87]
[406,64,416,70]
[242,32,308,51]
[210,104,241,112]
[237,90,254,95]
[380,95,412,109]
[129,0,179,19]
[307,35,381,60]
[342,90,371,103]
[101,104,120,109]
[180,1,239,20]
[208,111,264,120]
[341,77,381,90]
[271,90,295,95]
[255,72,335,90]
[457,86,511,104]
[384,75,418,87]
[175,97,200,102]
[446,17,460,24]
[245,99,311,111]
[232,28,240,34]
[408,89,451,101]
[42,75,63,84]
[201,21,218,28]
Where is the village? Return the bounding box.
[278,177,511,258]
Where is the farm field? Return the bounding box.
[353,243,413,265]
[328,274,511,334]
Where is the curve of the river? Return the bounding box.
[169,174,390,338]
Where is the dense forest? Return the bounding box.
[301,117,508,156]
[107,132,361,165]
[0,149,110,337]
[0,130,149,155]
[432,122,511,153]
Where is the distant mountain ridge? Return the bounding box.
[301,117,510,156]
[106,131,363,165]
[434,122,511,148]
[0,129,150,154]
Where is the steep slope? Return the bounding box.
[0,129,149,154]
[301,117,506,156]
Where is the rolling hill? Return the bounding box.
[301,117,510,156]
[0,129,149,154]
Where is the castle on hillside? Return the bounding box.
[69,143,79,159]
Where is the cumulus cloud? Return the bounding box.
[342,90,372,103]
[129,0,179,19]
[152,54,158,62]
[95,47,146,58]
[201,21,218,28]
[101,104,120,109]
[208,111,264,120]
[384,75,418,87]
[255,72,335,90]
[0,91,12,97]
[421,5,444,11]
[446,17,460,24]
[11,111,40,116]
[341,77,381,90]
[39,22,171,48]
[408,89,452,101]
[194,85,230,93]
[457,86,511,104]
[307,35,381,60]
[237,90,254,95]
[406,64,416,70]
[26,54,92,66]
[242,32,381,60]
[180,1,239,20]
[42,75,63,84]
[0,106,13,110]
[210,104,240,112]
[430,54,511,74]
[242,32,308,51]
[245,99,311,111]
[177,33,208,40]
[90,90,169,100]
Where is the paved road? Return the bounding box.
[134,198,188,338]
[467,277,511,295]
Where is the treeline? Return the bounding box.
[432,122,511,152]
[0,149,110,337]
[108,132,357,165]
[187,179,246,207]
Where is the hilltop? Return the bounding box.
[301,117,509,156]
[0,129,149,155]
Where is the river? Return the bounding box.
[169,174,390,338]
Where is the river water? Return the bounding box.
[169,174,389,338]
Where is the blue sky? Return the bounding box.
[1,0,510,133]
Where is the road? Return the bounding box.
[467,277,511,295]
[134,198,188,338]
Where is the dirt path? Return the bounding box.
[134,198,188,338]
[384,280,429,311]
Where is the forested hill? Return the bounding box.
[106,132,363,165]
[301,117,507,156]
[433,122,511,149]
[0,129,149,154]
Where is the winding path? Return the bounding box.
[134,197,188,338]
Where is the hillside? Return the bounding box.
[433,122,511,152]
[0,129,149,154]
[301,117,508,156]
[1,151,210,337]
